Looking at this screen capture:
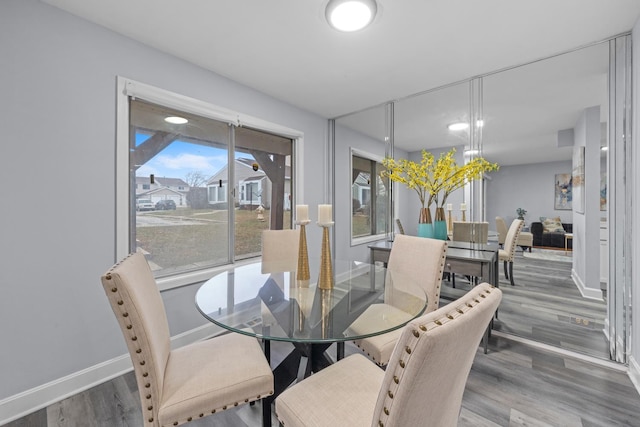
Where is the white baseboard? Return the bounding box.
[629,356,640,396]
[0,323,222,425]
[571,269,603,300]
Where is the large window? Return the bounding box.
[118,78,300,284]
[351,150,389,240]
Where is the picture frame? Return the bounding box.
[572,146,585,214]
[554,173,572,210]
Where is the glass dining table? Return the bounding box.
[195,260,427,426]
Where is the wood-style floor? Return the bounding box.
[6,336,640,427]
[7,248,635,427]
[442,247,609,360]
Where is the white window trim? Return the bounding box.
[116,76,305,289]
[350,147,388,246]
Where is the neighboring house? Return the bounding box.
[135,176,189,206]
[207,158,291,210]
[352,172,371,211]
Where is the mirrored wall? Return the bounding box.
[332,35,632,363]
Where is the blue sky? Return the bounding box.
[135,133,253,182]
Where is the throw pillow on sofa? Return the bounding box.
[542,217,564,233]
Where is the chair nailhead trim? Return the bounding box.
[378,285,496,426]
[173,422,178,426]
[187,416,192,421]
[148,418,153,422]
[412,330,419,337]
[212,409,216,414]
[146,394,151,399]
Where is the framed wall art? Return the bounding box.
[572,146,585,214]
[555,173,572,210]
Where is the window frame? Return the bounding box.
[349,148,389,246]
[116,77,304,290]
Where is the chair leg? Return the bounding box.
[509,262,515,286]
[263,399,272,427]
[452,273,456,288]
[503,260,509,280]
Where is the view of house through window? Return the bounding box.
[351,152,389,239]
[130,99,292,277]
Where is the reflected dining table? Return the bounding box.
[369,239,500,287]
[195,260,427,427]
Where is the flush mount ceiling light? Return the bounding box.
[448,120,483,131]
[448,122,469,131]
[326,0,377,32]
[164,116,188,124]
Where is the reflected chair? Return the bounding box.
[275,283,502,427]
[496,216,532,251]
[449,222,488,286]
[351,234,447,366]
[101,253,274,427]
[496,216,508,247]
[452,221,488,243]
[499,219,524,286]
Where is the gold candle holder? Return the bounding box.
[296,220,311,282]
[318,222,334,290]
[461,210,467,222]
[447,210,453,232]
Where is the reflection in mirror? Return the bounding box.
[393,81,473,232]
[350,150,389,240]
[483,41,611,360]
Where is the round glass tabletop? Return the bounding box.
[195,260,427,343]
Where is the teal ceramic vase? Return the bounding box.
[417,207,434,238]
[433,207,448,240]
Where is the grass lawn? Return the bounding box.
[136,208,291,272]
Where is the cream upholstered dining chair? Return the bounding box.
[452,221,489,243]
[275,283,502,427]
[495,216,508,247]
[101,253,274,427]
[350,234,447,366]
[499,219,524,286]
[261,229,300,273]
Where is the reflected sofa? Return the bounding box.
[531,220,572,249]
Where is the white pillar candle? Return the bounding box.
[318,204,332,224]
[447,203,453,211]
[460,203,467,211]
[296,204,309,222]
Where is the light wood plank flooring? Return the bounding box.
[5,336,640,427]
[442,247,609,360]
[7,248,632,427]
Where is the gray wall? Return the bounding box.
[572,106,603,297]
[0,0,328,404]
[486,160,573,228]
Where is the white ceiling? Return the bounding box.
[42,0,640,165]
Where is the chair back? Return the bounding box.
[372,283,502,427]
[503,219,524,261]
[101,253,170,423]
[452,221,488,243]
[387,234,447,313]
[495,216,508,245]
[261,229,300,273]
